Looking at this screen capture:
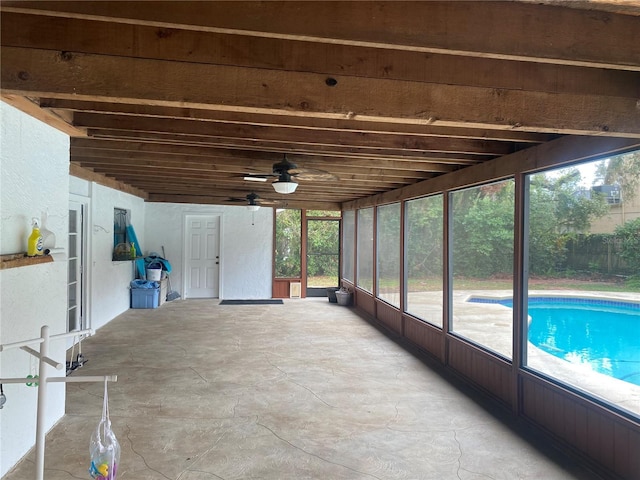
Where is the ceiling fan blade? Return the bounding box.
[243,175,270,183]
[240,155,336,182]
[257,199,281,206]
[289,168,339,181]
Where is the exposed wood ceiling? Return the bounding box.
[2,1,640,210]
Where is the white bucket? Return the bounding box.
[146,266,162,281]
[335,290,352,306]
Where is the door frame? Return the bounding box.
[182,213,223,299]
[69,194,91,333]
[305,216,341,297]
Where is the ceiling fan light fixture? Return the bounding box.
[273,180,298,194]
[246,204,260,211]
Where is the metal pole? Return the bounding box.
[0,326,116,480]
[0,336,44,352]
[50,328,93,341]
[19,346,64,370]
[0,375,117,384]
[49,375,118,383]
[34,325,49,480]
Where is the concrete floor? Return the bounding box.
[4,298,605,480]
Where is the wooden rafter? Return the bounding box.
[1,1,639,208]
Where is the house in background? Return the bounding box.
[590,182,640,234]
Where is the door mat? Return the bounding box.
[219,299,284,305]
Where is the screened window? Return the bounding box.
[307,210,341,217]
[450,180,515,359]
[376,203,401,307]
[275,209,301,278]
[524,153,640,419]
[307,218,340,288]
[405,195,443,327]
[342,210,355,282]
[356,207,374,293]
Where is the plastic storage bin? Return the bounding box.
[131,287,159,309]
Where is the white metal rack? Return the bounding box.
[0,325,117,480]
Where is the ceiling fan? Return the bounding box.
[226,192,280,211]
[243,154,338,194]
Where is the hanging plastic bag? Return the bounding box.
[89,380,120,480]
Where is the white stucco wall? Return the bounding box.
[0,103,272,475]
[0,102,69,476]
[145,203,273,299]
[89,183,146,331]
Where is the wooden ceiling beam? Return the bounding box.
[0,94,87,137]
[3,11,638,98]
[83,130,507,160]
[73,113,516,155]
[71,142,486,167]
[3,1,639,70]
[38,98,556,144]
[91,170,388,193]
[70,139,481,169]
[85,173,400,194]
[146,193,341,210]
[3,47,639,136]
[144,187,346,207]
[98,180,390,201]
[137,182,364,198]
[70,149,468,175]
[3,2,638,207]
[77,165,419,189]
[69,164,148,198]
[72,157,435,182]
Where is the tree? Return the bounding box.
[614,217,640,273]
[528,168,609,275]
[275,209,301,277]
[447,170,609,279]
[307,218,339,278]
[376,203,401,291]
[405,195,443,280]
[452,180,515,277]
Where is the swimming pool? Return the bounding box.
[468,296,640,386]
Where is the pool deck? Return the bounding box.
[406,289,640,419]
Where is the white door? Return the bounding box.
[184,215,220,298]
[68,200,86,331]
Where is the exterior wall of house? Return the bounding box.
[0,102,69,476]
[144,203,273,300]
[589,191,640,234]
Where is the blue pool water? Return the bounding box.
[469,296,640,386]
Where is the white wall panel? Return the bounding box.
[0,101,69,476]
[145,203,272,299]
[89,183,145,331]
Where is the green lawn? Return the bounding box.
[317,274,639,293]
